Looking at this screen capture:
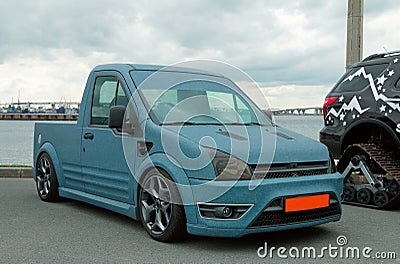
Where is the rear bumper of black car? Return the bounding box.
[320,130,342,159]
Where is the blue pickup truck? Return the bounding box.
[33,64,343,242]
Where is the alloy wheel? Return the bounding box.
[140,175,172,235]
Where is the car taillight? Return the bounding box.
[323,97,338,118]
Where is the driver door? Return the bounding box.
[81,72,135,204]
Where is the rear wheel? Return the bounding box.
[36,153,60,202]
[139,168,187,242]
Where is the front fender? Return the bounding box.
[135,152,197,225]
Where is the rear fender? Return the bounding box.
[34,142,62,185]
[342,118,400,150]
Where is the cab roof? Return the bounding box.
[92,63,223,77]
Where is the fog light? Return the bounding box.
[198,203,252,220]
[223,207,233,217]
[215,206,233,218]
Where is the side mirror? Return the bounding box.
[109,106,126,129]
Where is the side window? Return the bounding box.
[333,64,388,93]
[395,78,400,90]
[91,76,128,126]
[116,82,129,107]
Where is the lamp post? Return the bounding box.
[346,0,364,66]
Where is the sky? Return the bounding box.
[1,0,400,109]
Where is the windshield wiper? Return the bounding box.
[161,121,197,126]
[161,121,221,126]
[245,122,266,126]
[224,122,267,126]
[161,121,268,126]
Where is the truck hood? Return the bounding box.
[164,125,330,165]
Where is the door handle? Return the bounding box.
[83,132,94,140]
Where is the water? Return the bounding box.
[274,115,324,141]
[0,121,35,166]
[0,116,324,166]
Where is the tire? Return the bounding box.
[35,153,60,202]
[387,179,399,197]
[356,188,371,204]
[373,191,389,207]
[342,185,356,202]
[139,168,187,242]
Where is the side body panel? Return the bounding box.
[33,122,83,190]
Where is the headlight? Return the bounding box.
[205,148,252,180]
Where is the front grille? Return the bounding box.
[249,194,341,228]
[263,169,328,179]
[250,161,330,180]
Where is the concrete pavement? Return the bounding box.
[1,178,399,263]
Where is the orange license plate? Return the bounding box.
[285,194,329,213]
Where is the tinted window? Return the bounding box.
[333,64,388,93]
[91,77,128,126]
[395,78,400,90]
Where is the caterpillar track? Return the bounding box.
[337,143,400,209]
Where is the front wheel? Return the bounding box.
[36,153,60,202]
[139,168,187,242]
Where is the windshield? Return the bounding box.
[139,78,271,126]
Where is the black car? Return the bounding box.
[320,51,400,209]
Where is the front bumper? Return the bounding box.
[185,172,343,237]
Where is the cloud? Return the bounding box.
[0,1,134,59]
[364,7,400,54]
[0,1,399,108]
[0,49,118,103]
[261,84,332,109]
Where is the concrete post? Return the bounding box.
[346,0,364,66]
